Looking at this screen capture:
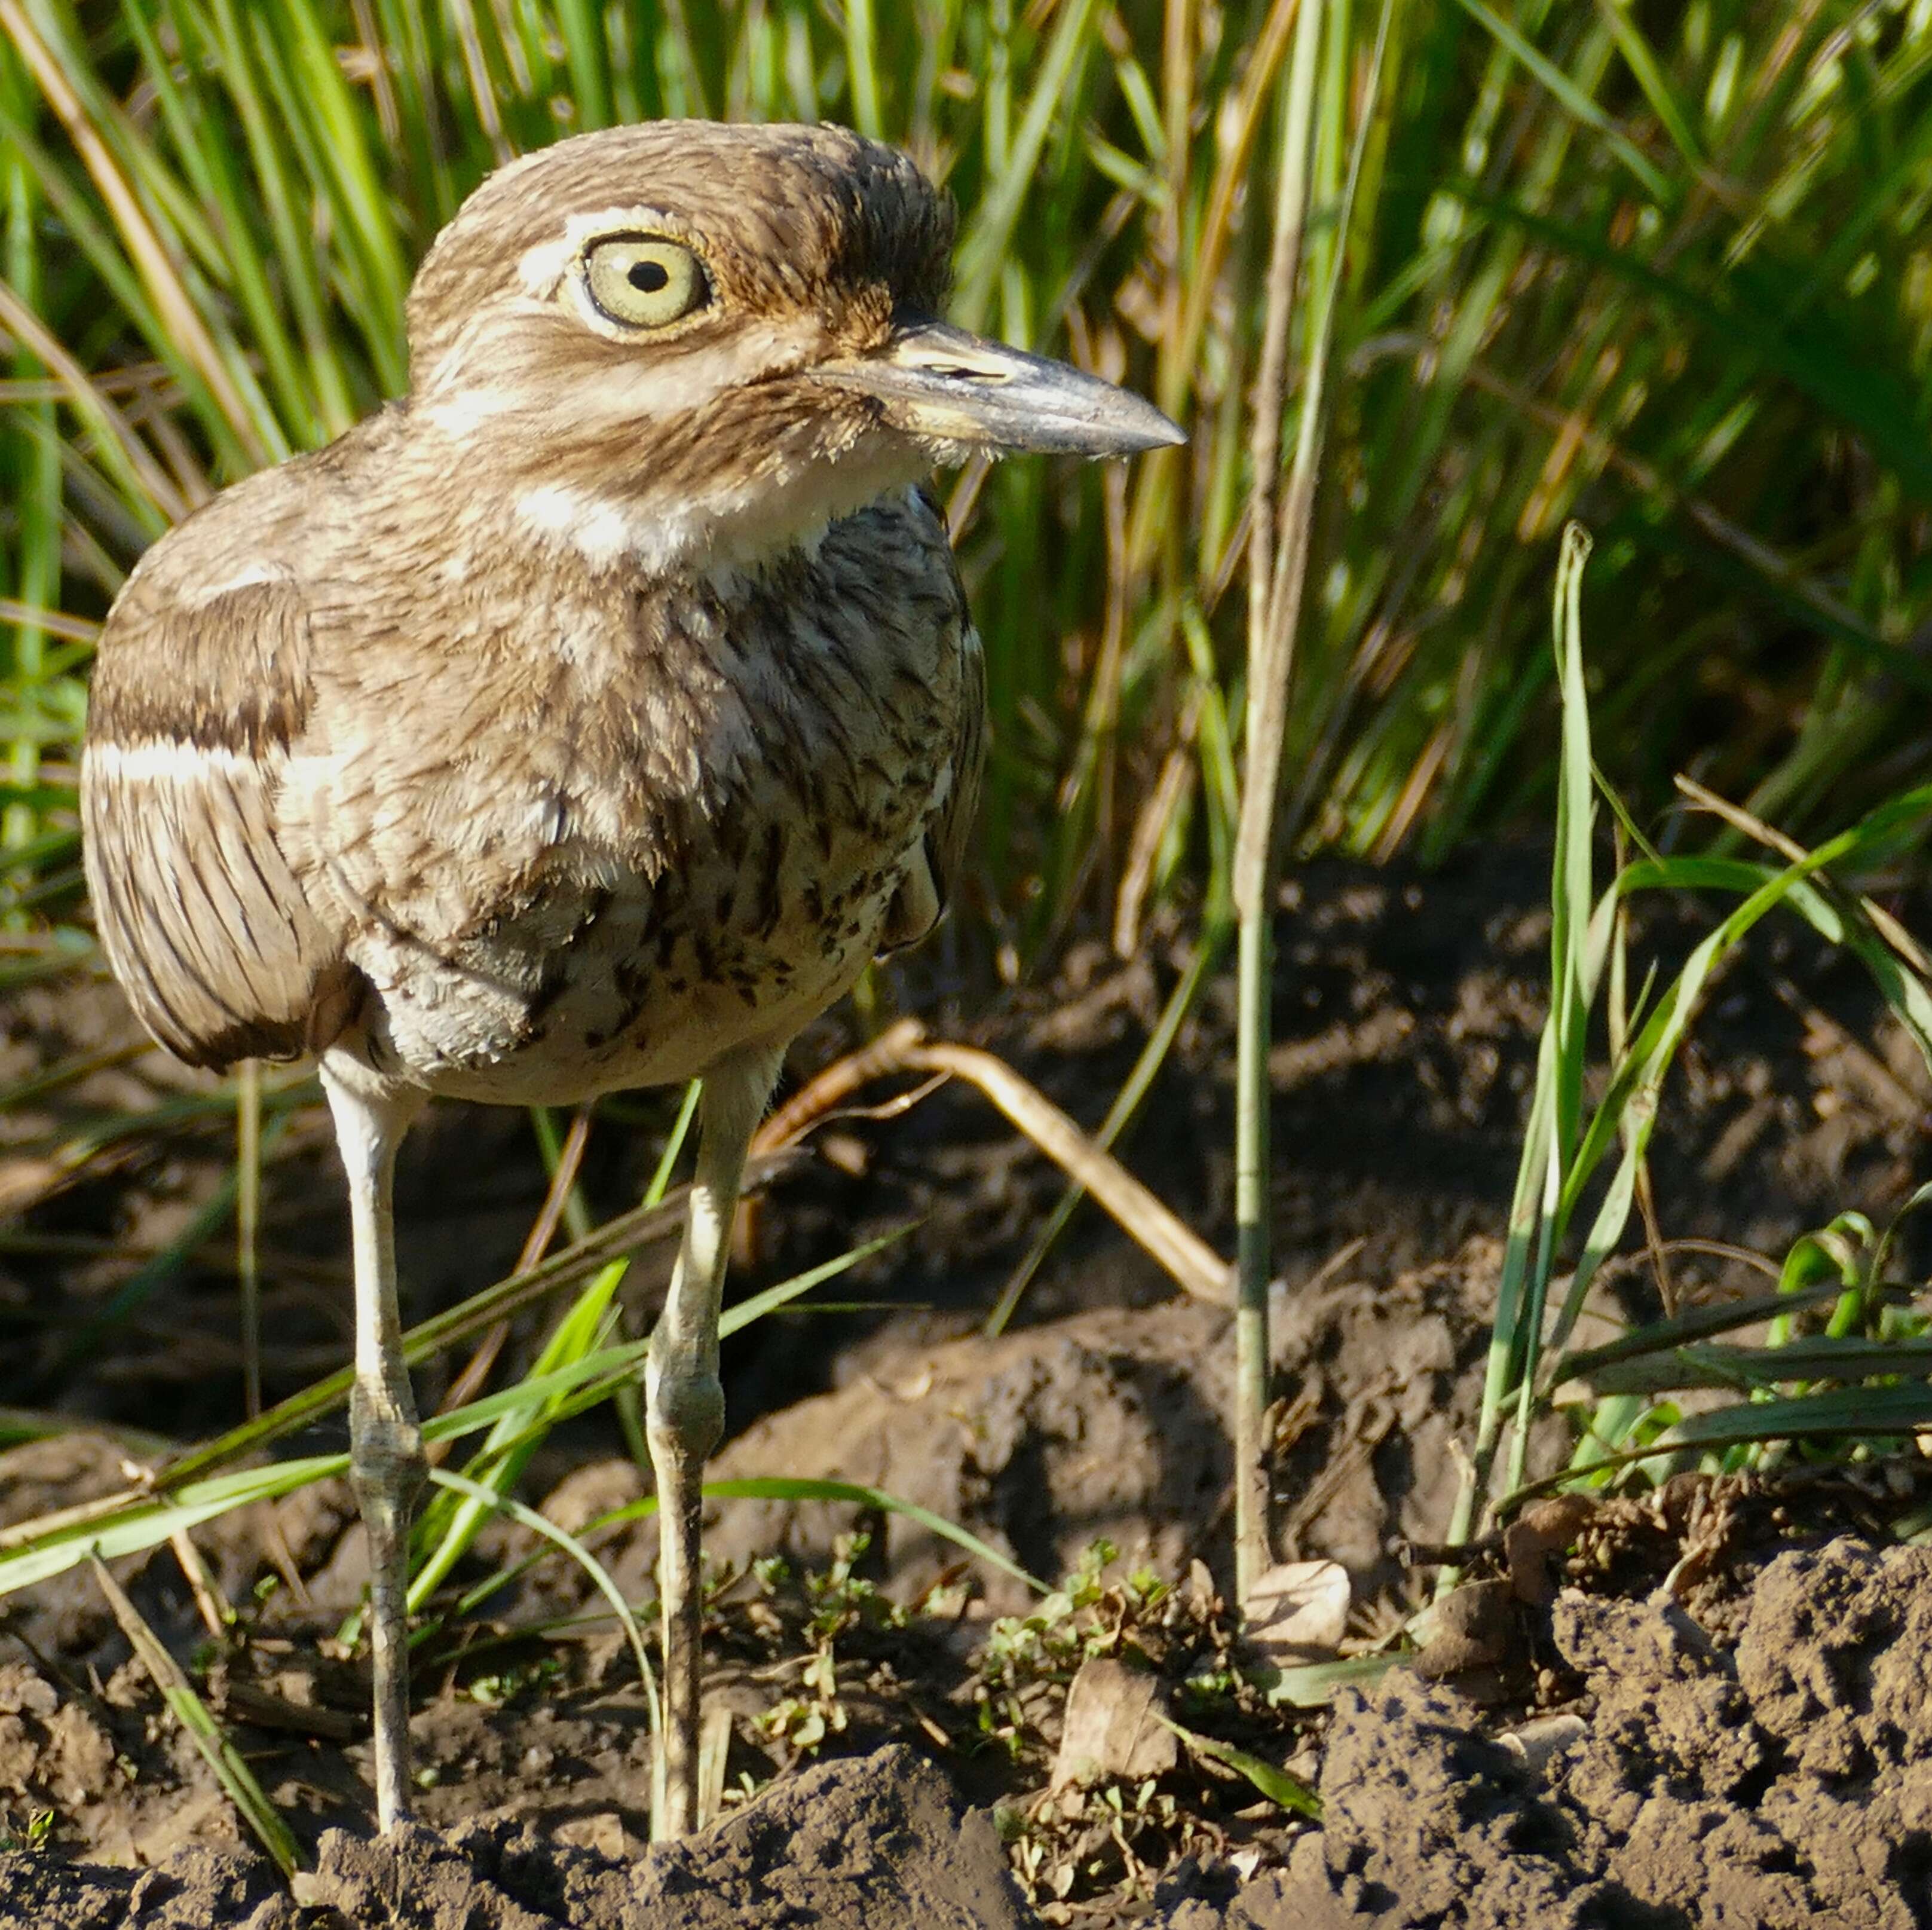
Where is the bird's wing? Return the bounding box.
[926,613,986,914]
[82,571,351,1070]
[878,519,986,953]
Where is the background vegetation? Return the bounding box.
[4,0,1932,962]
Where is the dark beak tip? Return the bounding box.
[1095,393,1186,457]
[1102,418,1186,459]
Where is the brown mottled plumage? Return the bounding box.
[86,125,976,1092]
[80,120,1178,1840]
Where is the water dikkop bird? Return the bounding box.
[79,119,1180,1839]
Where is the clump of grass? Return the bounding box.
[1446,522,1932,1552]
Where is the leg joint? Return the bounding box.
[644,1362,725,1467]
[349,1383,425,1513]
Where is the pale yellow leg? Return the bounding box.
[321,1057,427,1834]
[646,1045,782,1839]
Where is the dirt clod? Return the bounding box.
[1563,1537,1932,1929]
[0,1841,291,1930]
[694,1301,1234,1614]
[1195,1536,1931,1928]
[0,1745,1031,1929]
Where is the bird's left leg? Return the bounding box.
[646,1043,783,1840]
[320,1055,427,1834]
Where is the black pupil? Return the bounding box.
[628,258,670,295]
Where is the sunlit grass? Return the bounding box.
[1444,524,1932,1558]
[4,2,1932,955]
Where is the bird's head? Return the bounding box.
[404,121,1181,573]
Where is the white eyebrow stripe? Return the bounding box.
[516,205,687,296]
[423,318,824,441]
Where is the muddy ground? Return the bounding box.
[0,848,1928,1925]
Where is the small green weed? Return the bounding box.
[1008,1775,1190,1912]
[0,1809,53,1855]
[464,1654,565,1709]
[754,1533,904,1760]
[979,1540,1135,1692]
[801,1533,906,1645]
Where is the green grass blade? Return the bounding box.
[0,1455,344,1596]
[1449,0,1671,201]
[89,1554,301,1874]
[1551,1276,1897,1384]
[1256,1651,1398,1708]
[454,1469,1049,1626]
[1577,1336,1932,1399]
[954,0,1101,332]
[1664,1383,1932,1448]
[423,1466,657,1732]
[408,1260,628,1608]
[1161,1715,1322,1818]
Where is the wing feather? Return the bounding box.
[82,574,347,1069]
[924,617,985,915]
[879,556,986,953]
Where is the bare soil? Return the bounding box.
[0,847,1928,1925]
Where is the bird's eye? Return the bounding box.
[582,237,709,329]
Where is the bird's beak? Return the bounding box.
[818,317,1184,457]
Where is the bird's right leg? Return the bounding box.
[321,1057,427,1834]
[646,1044,782,1839]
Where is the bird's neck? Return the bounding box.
[394,400,935,586]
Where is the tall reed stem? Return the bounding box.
[1231,0,1386,1607]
